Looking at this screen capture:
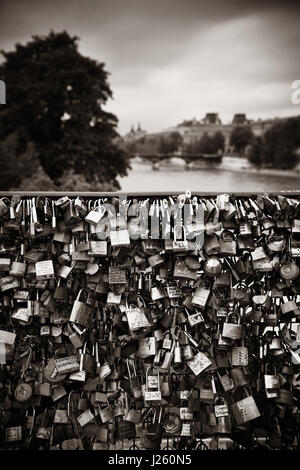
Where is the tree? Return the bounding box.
[0,31,130,189]
[262,118,299,169]
[210,131,225,153]
[166,132,183,153]
[0,133,39,190]
[158,132,182,154]
[246,117,300,169]
[246,136,264,167]
[184,131,224,155]
[230,126,254,155]
[139,136,160,156]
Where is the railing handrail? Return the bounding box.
[1,190,300,197]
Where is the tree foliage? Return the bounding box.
[230,125,254,154]
[245,136,264,167]
[123,131,182,156]
[246,117,300,169]
[0,30,129,189]
[185,131,225,155]
[158,132,183,154]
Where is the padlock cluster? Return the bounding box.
[0,193,300,450]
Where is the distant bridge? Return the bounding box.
[132,153,223,170]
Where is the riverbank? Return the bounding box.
[218,156,300,178]
[119,158,300,192]
[132,156,300,178]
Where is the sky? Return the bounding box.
[0,0,300,135]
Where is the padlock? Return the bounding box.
[144,366,162,403]
[280,297,298,315]
[61,438,80,451]
[10,258,27,277]
[217,369,234,392]
[230,386,261,425]
[110,228,130,247]
[125,295,151,332]
[204,234,220,255]
[185,307,204,327]
[222,311,243,340]
[69,288,94,327]
[274,384,294,406]
[214,396,229,418]
[138,336,157,358]
[77,407,95,427]
[114,406,136,441]
[151,285,166,301]
[98,399,113,424]
[231,282,251,304]
[85,203,105,226]
[5,426,22,443]
[264,364,280,398]
[76,391,89,411]
[53,279,69,301]
[160,342,175,370]
[230,367,249,387]
[0,197,10,217]
[35,408,51,442]
[187,351,212,376]
[54,401,69,424]
[269,334,281,351]
[97,359,111,382]
[219,230,237,256]
[92,427,109,449]
[162,332,173,350]
[14,381,33,403]
[280,261,300,281]
[52,384,67,402]
[203,256,222,277]
[215,415,232,434]
[126,359,142,400]
[35,260,55,281]
[173,339,182,365]
[173,257,198,280]
[161,375,171,397]
[183,343,194,361]
[146,407,163,439]
[199,375,215,403]
[125,402,142,425]
[191,287,210,309]
[231,341,248,366]
[113,399,126,418]
[172,224,189,252]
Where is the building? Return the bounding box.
[174,113,248,153]
[123,123,147,142]
[122,114,298,155]
[251,117,279,137]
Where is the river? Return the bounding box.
[118,157,300,193]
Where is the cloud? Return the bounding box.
[106,10,300,132]
[0,0,299,133]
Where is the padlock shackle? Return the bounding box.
[126,358,132,379]
[214,395,225,405]
[173,223,187,242]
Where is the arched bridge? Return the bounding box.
[132,153,223,170]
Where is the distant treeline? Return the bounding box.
[123,116,300,170]
[123,131,225,156]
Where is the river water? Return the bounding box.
[118,158,300,193]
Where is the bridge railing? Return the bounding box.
[1,191,300,197]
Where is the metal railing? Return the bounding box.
[1,190,300,197]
